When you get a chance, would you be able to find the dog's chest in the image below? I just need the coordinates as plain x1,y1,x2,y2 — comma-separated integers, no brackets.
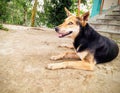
73,37,88,52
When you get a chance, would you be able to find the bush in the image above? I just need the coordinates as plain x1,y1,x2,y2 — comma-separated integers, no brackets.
0,24,8,31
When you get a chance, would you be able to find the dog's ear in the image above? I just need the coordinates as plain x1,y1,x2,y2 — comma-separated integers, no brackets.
82,11,89,21
64,7,72,16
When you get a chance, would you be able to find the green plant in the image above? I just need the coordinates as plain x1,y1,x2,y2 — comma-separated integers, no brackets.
0,24,8,31
40,0,88,28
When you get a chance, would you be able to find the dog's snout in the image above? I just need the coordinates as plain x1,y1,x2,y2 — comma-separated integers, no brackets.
55,27,59,32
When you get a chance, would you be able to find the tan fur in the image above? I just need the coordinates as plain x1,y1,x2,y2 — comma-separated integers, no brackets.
47,61,95,71
57,15,80,39
81,11,90,27
50,51,79,60
48,50,96,70
64,7,73,16
56,11,89,39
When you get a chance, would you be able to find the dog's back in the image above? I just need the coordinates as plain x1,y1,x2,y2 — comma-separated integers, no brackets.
74,23,119,64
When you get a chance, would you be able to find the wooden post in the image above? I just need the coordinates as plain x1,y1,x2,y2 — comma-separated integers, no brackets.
100,0,104,14
31,0,38,27
118,0,120,4
77,0,81,16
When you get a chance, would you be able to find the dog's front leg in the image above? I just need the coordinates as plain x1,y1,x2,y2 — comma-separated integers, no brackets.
58,44,74,49
50,51,79,60
47,61,95,71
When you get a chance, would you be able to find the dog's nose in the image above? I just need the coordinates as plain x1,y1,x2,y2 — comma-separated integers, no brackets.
55,27,59,32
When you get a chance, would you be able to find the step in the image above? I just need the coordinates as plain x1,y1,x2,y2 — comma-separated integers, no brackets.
112,10,120,12
112,10,120,15
113,5,120,11
96,29,120,42
96,29,120,34
97,18,120,24
105,14,120,19
106,14,120,16
90,22,120,31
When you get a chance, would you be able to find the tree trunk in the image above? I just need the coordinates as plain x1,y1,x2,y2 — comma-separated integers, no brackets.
77,0,81,16
31,0,38,27
23,8,27,25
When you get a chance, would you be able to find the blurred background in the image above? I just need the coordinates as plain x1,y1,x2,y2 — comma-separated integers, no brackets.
0,0,92,28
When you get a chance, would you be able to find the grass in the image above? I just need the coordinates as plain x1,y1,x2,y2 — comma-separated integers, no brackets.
0,24,8,31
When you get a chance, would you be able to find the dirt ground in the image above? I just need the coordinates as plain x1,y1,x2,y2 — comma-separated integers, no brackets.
0,24,120,93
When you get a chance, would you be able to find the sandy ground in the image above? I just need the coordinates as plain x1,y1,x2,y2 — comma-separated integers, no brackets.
0,24,120,93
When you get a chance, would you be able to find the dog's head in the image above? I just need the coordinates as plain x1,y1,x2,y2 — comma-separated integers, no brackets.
55,7,89,39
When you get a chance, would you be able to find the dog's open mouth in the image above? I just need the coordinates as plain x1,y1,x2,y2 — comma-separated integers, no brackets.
57,31,73,38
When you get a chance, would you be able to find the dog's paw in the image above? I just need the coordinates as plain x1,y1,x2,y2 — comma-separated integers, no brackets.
46,63,59,70
50,56,61,60
46,63,66,70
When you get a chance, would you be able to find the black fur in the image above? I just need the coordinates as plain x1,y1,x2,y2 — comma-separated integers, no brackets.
73,23,119,64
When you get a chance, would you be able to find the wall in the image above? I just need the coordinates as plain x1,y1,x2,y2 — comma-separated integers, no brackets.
103,0,118,10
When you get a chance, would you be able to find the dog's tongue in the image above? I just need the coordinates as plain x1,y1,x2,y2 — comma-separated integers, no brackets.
58,33,63,37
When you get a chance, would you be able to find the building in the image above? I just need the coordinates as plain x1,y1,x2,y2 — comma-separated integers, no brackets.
91,0,120,17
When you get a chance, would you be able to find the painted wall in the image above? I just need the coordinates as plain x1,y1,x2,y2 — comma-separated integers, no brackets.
91,0,102,17
103,0,118,10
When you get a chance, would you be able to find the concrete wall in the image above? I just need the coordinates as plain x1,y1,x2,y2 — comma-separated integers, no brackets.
103,0,118,10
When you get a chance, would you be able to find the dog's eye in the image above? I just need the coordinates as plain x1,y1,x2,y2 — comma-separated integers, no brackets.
68,22,73,25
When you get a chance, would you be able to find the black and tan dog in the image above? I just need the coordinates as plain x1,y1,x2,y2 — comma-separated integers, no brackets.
47,8,119,71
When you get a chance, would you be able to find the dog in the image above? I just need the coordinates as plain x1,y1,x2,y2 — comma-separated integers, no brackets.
47,8,119,71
